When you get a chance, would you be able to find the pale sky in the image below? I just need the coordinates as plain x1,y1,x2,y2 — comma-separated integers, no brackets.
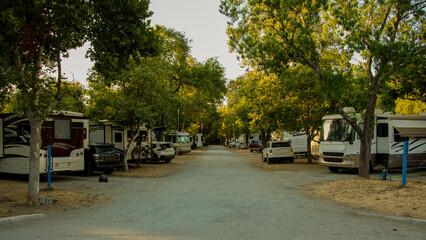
61,0,245,85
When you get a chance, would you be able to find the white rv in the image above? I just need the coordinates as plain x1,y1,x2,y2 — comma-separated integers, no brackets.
283,132,308,155
0,111,89,174
89,121,149,160
319,110,426,172
165,131,191,154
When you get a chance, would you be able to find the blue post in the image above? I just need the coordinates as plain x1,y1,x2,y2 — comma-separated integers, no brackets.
47,145,51,188
402,141,408,186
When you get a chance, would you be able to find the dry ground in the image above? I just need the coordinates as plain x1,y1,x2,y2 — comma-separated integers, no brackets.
0,153,192,219
1,147,425,220
241,148,426,220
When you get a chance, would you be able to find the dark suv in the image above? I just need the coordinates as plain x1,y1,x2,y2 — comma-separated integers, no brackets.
84,143,121,175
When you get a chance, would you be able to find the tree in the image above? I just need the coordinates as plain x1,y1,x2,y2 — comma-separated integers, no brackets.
154,26,227,139
220,0,425,178
88,0,158,82
0,0,90,205
280,66,331,163
87,55,170,171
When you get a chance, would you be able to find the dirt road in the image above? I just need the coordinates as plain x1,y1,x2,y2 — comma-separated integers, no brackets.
0,146,425,239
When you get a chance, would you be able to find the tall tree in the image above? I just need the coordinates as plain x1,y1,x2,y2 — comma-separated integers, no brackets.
0,0,90,205
87,55,170,171
88,0,158,83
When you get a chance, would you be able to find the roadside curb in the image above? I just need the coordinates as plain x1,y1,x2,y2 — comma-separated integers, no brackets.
359,211,426,224
0,214,45,224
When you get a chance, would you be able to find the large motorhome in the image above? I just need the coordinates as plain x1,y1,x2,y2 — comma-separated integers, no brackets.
89,121,149,160
319,109,426,172
0,111,89,174
165,131,191,154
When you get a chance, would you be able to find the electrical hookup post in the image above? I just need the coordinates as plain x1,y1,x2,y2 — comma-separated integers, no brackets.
402,141,408,186
47,145,52,188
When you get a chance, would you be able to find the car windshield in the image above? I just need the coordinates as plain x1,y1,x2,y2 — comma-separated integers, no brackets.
96,146,115,154
321,119,355,142
160,143,173,149
272,142,291,148
251,140,259,144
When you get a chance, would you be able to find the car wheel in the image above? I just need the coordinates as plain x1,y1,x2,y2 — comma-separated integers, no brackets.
149,154,159,164
250,149,253,153
165,158,172,163
329,167,340,173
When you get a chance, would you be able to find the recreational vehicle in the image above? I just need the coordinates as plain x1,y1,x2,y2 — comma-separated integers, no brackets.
319,109,426,172
282,131,320,158
0,111,89,174
283,132,308,155
89,121,149,160
165,131,191,154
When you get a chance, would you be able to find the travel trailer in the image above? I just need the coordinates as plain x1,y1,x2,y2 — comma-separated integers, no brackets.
283,132,308,155
319,109,426,172
282,132,320,158
165,131,191,154
0,111,89,174
89,121,149,160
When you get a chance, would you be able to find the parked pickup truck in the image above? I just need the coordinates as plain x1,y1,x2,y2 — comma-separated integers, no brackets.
249,139,262,152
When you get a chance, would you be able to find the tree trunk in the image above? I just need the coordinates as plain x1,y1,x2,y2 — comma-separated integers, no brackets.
306,133,313,164
358,126,373,178
26,112,43,206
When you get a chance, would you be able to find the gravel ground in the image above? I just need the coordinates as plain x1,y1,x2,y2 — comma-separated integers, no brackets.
0,145,425,239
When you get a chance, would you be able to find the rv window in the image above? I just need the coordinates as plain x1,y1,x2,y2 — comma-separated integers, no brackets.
83,128,87,139
54,118,71,140
115,133,123,142
377,123,388,137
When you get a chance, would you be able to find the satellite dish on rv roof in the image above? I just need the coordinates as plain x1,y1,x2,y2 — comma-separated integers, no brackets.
375,109,383,114
343,107,355,113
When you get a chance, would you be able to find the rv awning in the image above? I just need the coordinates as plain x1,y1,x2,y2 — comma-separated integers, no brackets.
394,127,426,138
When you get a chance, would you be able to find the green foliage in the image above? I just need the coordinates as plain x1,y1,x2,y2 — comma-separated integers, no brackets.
395,98,426,115
87,55,170,128
88,0,158,83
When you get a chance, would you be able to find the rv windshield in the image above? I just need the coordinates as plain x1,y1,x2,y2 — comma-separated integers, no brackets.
178,135,189,143
321,119,355,142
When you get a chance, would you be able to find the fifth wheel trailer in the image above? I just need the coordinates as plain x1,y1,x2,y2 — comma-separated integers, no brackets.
0,111,89,174
319,109,426,172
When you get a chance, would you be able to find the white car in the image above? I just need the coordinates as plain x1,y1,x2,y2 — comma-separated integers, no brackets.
262,141,294,164
150,141,175,163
